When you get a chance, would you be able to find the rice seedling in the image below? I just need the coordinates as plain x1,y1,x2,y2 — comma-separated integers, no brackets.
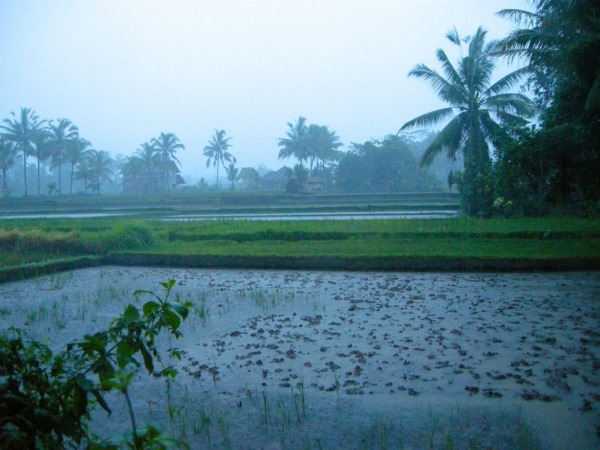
216,412,232,450
260,389,271,429
50,299,67,330
192,409,212,445
194,300,211,325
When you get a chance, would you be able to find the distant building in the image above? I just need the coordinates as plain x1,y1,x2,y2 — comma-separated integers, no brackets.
305,176,324,192
259,166,291,191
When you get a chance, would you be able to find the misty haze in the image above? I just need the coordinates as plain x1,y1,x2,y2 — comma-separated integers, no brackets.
0,1,598,449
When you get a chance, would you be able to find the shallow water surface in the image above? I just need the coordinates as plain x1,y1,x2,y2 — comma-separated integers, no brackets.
164,210,458,221
1,268,598,449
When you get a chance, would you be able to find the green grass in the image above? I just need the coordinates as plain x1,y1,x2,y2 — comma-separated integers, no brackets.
1,216,599,279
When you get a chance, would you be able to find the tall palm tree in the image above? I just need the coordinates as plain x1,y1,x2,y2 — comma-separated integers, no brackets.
225,162,240,190
204,129,235,188
48,119,79,195
0,137,18,196
73,157,93,194
151,132,184,191
30,128,51,196
135,142,160,175
307,124,343,173
399,27,535,215
497,0,600,112
278,117,311,167
1,108,44,196
65,137,91,195
86,149,113,195
120,155,145,180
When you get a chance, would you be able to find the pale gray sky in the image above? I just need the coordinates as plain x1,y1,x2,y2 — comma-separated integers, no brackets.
1,0,528,181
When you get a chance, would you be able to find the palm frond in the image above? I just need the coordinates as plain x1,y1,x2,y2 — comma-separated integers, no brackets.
419,115,465,167
496,9,541,27
486,93,536,117
408,64,464,103
486,66,530,95
400,107,455,131
492,110,532,128
435,49,465,92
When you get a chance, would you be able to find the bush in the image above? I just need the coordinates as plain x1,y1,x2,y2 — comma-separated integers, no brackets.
0,280,191,449
100,222,156,253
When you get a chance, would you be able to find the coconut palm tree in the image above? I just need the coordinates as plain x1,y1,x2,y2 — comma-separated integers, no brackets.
30,128,51,196
1,108,44,196
496,0,600,112
73,157,93,194
48,118,79,195
307,124,343,173
86,149,113,194
225,162,240,190
278,117,311,167
65,137,92,195
204,129,235,188
151,132,184,191
120,155,145,180
0,137,18,196
135,142,160,175
399,27,535,215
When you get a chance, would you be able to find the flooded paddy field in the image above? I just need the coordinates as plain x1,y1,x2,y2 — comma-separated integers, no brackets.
0,268,598,449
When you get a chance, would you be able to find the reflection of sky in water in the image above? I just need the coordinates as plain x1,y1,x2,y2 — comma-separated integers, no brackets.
164,211,459,221
0,213,129,219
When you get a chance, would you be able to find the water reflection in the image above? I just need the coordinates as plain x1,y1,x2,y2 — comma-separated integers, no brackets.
164,210,459,221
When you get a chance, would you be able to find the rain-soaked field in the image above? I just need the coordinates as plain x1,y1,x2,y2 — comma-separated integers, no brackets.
1,267,598,449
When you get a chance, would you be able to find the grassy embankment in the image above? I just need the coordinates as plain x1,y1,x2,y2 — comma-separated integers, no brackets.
1,216,599,282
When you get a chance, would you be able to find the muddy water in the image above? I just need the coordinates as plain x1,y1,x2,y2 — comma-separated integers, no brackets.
1,268,598,449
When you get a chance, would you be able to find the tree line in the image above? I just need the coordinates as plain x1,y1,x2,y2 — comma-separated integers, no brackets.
0,111,114,196
399,0,599,216
2,0,596,215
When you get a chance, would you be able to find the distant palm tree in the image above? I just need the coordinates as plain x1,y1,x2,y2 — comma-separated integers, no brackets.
278,117,311,167
120,155,145,180
204,129,235,188
307,124,343,173
225,162,240,190
0,137,18,196
399,27,535,215
65,137,91,195
48,118,79,195
151,132,184,191
30,129,51,196
73,158,93,194
135,142,160,175
1,108,44,196
86,150,113,194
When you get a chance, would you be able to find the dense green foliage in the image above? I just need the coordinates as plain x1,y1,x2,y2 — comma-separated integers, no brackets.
493,0,600,214
0,280,191,449
400,27,535,217
336,135,443,193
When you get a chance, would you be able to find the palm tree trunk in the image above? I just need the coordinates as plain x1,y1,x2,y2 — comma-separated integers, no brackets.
58,163,62,194
23,148,28,197
37,159,41,196
2,168,7,196
70,162,74,195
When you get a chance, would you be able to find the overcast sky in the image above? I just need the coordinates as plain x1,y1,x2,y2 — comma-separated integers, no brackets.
1,0,529,181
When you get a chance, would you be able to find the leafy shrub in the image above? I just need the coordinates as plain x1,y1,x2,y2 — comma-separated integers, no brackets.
0,280,191,449
0,229,94,255
100,222,156,252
